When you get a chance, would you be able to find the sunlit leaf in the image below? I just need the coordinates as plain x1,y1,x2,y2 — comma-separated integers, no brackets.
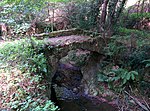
131,74,135,80
126,73,130,80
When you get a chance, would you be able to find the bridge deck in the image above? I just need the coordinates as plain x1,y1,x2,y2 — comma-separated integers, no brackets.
45,35,91,47
44,35,107,58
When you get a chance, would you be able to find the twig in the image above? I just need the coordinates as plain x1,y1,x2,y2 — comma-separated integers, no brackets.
143,97,150,110
124,91,149,111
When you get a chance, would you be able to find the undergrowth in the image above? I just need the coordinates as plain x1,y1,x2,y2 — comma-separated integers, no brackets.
0,38,59,111
98,39,150,95
0,38,47,74
97,38,150,111
115,27,150,38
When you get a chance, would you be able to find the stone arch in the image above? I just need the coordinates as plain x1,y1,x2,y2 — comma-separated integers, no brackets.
44,35,108,98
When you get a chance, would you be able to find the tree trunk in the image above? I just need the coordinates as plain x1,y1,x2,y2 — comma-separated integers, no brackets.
115,0,127,23
100,0,109,32
106,0,118,36
96,0,104,31
107,0,118,25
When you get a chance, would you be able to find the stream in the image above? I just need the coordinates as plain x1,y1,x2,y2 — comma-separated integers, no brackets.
51,63,118,111
57,96,117,111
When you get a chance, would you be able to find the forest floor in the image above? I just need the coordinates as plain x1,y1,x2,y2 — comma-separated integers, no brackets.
0,68,52,110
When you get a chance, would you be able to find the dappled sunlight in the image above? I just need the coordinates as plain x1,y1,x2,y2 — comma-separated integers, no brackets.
0,68,57,110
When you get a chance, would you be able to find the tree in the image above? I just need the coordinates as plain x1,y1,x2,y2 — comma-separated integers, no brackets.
96,0,127,34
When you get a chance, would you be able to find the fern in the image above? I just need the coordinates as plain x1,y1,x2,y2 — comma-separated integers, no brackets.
142,59,150,68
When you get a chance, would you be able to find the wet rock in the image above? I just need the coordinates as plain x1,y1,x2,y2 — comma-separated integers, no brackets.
53,85,79,100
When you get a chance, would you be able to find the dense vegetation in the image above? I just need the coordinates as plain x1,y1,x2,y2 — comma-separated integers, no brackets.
0,0,150,111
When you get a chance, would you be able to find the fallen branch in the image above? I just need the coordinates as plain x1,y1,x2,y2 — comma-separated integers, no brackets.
124,91,150,111
143,97,150,110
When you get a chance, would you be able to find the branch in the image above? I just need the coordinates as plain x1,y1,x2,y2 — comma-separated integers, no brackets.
124,91,150,111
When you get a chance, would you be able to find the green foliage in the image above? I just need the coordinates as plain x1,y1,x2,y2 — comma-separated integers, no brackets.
0,0,71,6
104,37,149,76
33,100,59,111
140,81,150,97
0,70,58,111
110,69,138,84
104,40,126,64
128,12,150,20
10,97,58,111
0,1,43,23
99,37,150,94
13,23,31,35
98,68,139,92
105,41,125,56
69,0,99,30
119,12,150,29
115,27,150,38
122,45,150,69
142,59,150,68
0,39,59,110
0,38,47,74
0,0,69,29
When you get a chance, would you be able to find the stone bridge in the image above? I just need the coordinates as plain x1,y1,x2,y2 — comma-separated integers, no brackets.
43,30,109,98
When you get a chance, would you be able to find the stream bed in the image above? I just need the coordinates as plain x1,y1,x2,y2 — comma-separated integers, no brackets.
57,96,117,111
